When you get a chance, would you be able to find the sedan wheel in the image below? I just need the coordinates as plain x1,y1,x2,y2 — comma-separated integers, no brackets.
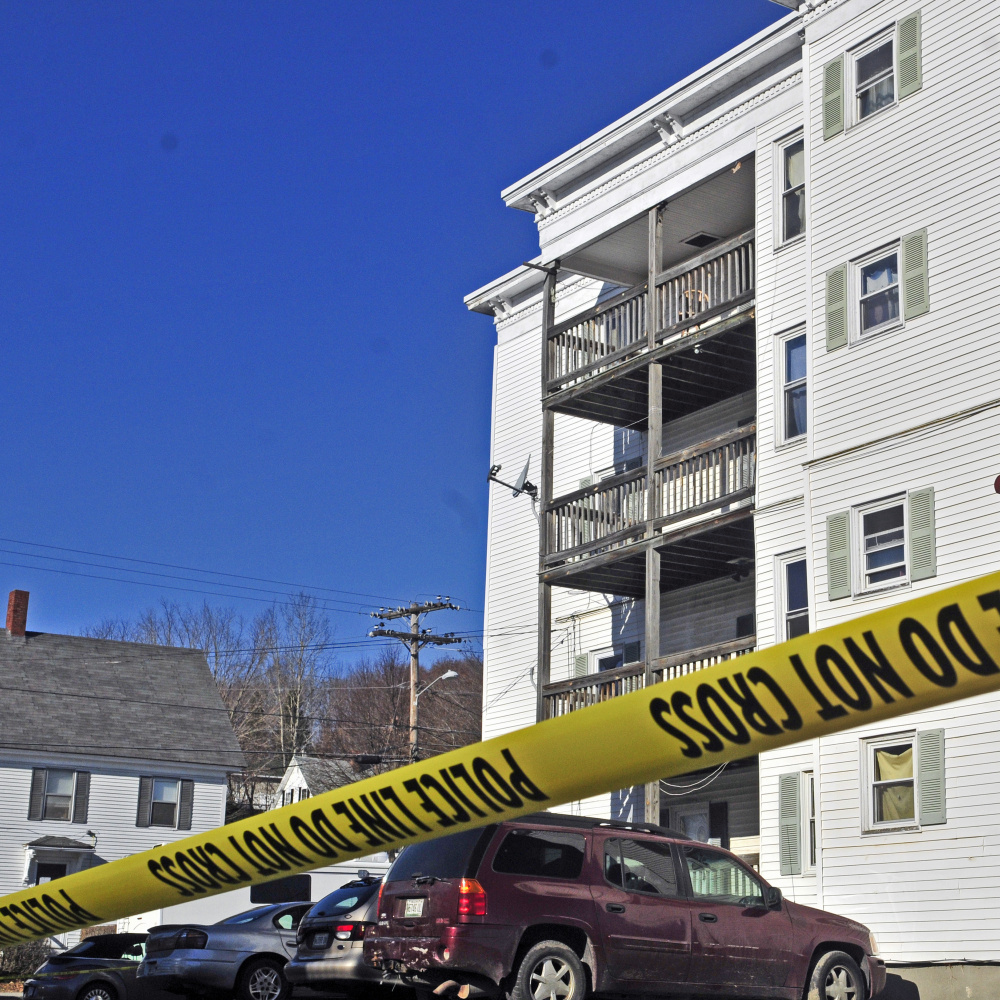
78,987,116,1000
529,957,575,1000
237,959,289,1000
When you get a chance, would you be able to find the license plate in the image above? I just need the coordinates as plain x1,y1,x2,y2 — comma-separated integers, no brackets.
403,898,425,918
311,933,330,949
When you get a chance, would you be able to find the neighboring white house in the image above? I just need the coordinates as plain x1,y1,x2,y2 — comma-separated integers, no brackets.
0,589,244,944
466,0,1000,986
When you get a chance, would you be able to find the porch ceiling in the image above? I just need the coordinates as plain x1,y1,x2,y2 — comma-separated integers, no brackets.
560,159,756,287
548,320,756,427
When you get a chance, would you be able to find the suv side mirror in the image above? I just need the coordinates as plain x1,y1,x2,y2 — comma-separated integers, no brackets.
765,886,783,910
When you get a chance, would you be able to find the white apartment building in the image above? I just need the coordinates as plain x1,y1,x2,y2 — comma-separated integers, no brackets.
466,0,1000,978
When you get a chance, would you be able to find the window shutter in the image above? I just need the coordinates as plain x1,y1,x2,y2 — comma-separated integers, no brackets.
178,780,195,831
825,265,848,351
28,768,47,821
826,511,852,599
897,11,923,98
917,728,946,825
574,654,589,677
822,57,844,140
72,771,91,824
136,776,153,828
624,641,641,665
908,487,936,580
901,229,929,319
778,773,802,876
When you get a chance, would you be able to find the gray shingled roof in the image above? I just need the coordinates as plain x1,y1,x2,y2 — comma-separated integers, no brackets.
295,755,364,792
27,837,95,850
0,631,244,769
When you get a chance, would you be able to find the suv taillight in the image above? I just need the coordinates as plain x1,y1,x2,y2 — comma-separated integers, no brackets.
377,881,385,917
456,878,487,920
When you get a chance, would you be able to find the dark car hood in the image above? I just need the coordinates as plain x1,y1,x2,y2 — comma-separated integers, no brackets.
784,898,871,939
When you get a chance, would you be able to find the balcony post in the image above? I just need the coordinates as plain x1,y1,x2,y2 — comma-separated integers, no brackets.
647,204,663,347
644,358,663,825
537,266,557,722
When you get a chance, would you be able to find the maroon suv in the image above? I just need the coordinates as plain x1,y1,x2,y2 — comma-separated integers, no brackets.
365,813,884,1000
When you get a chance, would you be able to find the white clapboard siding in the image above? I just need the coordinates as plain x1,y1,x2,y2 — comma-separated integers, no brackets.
0,757,228,902
808,0,1000,459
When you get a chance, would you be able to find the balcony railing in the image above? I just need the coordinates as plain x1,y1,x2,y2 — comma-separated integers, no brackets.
541,637,755,719
545,230,754,391
545,428,755,561
545,468,647,560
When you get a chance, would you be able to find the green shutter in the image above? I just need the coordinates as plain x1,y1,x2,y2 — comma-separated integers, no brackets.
178,779,195,831
827,511,852,599
897,11,923,98
902,229,929,319
822,57,845,140
574,654,589,677
917,728,945,825
825,265,848,351
778,773,802,876
908,487,936,580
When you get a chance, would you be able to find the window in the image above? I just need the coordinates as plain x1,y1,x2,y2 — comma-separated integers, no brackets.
857,497,907,591
604,838,680,897
35,862,68,884
857,247,901,337
681,845,764,906
804,771,817,869
594,648,622,672
862,730,946,832
43,770,75,821
151,779,180,827
779,330,807,441
853,32,895,121
779,134,805,242
780,554,809,639
492,829,585,879
137,776,194,830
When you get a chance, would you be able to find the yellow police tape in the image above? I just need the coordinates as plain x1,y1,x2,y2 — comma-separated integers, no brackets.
4,571,1000,945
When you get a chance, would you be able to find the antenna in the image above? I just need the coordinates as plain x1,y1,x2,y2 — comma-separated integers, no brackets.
488,459,538,500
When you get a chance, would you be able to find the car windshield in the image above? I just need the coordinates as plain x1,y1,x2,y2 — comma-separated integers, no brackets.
218,906,274,925
309,884,379,917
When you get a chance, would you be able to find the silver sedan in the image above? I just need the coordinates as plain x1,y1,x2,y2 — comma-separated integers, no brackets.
137,902,312,1000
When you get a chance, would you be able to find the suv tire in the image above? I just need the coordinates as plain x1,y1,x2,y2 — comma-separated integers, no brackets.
806,949,864,1000
509,940,586,1000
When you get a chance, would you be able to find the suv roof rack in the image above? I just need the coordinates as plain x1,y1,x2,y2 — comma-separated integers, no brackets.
516,811,690,840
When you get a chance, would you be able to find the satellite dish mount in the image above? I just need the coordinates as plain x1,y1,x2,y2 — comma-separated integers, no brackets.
488,458,538,500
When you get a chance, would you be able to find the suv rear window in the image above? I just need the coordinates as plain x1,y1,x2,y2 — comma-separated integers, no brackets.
492,829,585,879
309,884,379,918
388,827,494,881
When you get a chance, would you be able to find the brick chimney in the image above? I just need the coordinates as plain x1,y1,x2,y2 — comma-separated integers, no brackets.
6,590,29,636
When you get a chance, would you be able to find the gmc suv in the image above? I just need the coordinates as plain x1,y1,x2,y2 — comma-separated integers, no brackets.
365,813,884,1000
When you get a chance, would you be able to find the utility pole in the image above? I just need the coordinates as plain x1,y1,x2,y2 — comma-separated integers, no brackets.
369,598,461,762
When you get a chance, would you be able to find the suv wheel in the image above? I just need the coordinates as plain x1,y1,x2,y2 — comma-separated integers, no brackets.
511,941,586,1000
237,958,289,1000
806,950,863,1000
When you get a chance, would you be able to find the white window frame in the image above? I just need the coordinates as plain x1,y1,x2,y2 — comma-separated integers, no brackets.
851,243,903,343
848,27,897,128
592,647,623,672
853,494,909,595
150,778,181,829
861,731,918,834
776,550,809,640
43,769,77,823
775,327,807,446
803,771,817,871
774,131,805,248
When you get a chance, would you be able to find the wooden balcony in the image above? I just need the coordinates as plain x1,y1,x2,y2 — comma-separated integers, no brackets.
544,426,756,567
541,637,756,719
545,230,754,399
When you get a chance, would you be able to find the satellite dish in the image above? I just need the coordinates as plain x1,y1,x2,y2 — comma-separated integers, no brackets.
512,458,531,497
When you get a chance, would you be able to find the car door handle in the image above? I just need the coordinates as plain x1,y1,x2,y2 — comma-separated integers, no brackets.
606,903,626,913
698,912,718,923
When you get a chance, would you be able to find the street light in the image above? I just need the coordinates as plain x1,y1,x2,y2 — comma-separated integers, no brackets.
411,669,459,762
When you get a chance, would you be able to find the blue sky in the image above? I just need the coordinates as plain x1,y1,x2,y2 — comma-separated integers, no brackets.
0,1,784,661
